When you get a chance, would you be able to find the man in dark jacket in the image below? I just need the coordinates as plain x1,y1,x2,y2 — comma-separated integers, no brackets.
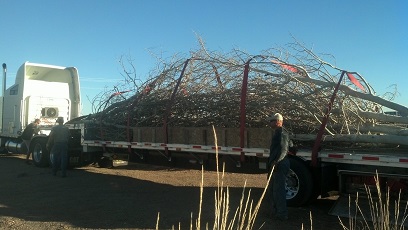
21,119,41,164
267,113,290,221
47,117,71,177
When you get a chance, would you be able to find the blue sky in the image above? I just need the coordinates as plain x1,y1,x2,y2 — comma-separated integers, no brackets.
1,0,407,115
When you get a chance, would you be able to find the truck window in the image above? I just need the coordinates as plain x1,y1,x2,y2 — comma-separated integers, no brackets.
9,85,18,95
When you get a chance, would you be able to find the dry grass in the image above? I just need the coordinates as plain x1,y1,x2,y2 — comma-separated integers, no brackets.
155,163,408,230
339,173,408,230
153,129,408,230
153,126,273,230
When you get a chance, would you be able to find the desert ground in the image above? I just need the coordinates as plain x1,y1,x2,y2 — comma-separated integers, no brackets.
0,153,344,230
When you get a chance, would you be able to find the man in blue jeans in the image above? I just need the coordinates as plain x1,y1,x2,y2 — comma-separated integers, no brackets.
267,113,290,221
47,117,71,177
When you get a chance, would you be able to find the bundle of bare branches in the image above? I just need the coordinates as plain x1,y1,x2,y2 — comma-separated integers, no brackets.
74,40,408,149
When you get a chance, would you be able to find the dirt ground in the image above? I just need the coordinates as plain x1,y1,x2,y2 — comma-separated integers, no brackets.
0,154,345,230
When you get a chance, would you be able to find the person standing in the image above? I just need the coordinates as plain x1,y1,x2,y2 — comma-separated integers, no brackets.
46,117,71,177
21,119,41,164
267,113,290,221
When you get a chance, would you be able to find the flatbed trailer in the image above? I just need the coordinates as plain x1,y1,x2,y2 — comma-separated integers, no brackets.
64,64,408,208
4,60,408,211
61,122,408,208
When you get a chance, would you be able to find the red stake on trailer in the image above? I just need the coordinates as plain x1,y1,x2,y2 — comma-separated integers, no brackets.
311,71,346,167
163,59,192,158
239,56,266,162
239,59,251,162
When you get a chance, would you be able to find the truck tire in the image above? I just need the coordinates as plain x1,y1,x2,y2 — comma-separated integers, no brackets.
286,157,313,207
98,157,113,168
32,138,50,167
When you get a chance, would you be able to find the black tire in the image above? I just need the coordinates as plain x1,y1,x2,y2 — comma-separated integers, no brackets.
286,157,314,207
32,138,50,167
98,157,113,168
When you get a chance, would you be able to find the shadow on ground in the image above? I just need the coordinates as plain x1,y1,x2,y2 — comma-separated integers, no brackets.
0,154,342,230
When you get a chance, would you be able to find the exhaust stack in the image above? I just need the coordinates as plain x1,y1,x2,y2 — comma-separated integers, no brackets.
1,63,6,134
2,63,5,96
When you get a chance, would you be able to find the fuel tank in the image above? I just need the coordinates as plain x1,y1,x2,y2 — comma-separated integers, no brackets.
5,139,27,154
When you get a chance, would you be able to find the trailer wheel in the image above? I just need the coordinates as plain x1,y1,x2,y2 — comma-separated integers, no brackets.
32,139,50,167
286,157,313,207
98,157,113,168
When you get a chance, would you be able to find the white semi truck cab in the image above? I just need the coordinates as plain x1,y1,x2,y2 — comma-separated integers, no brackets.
0,62,81,165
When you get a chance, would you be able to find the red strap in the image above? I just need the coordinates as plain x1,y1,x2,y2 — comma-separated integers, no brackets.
347,73,365,92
